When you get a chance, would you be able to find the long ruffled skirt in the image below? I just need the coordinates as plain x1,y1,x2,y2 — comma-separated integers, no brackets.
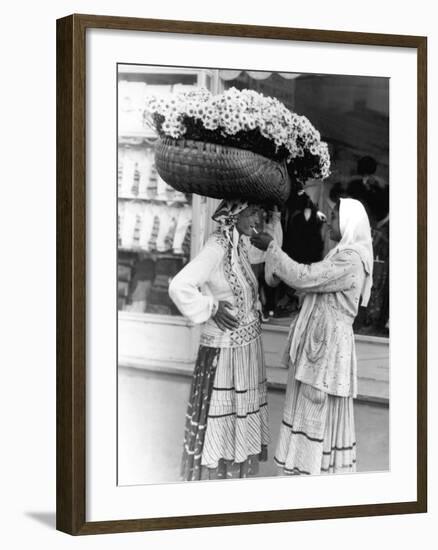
181,337,270,481
275,361,356,476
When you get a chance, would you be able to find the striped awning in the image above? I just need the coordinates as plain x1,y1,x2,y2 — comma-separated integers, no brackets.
218,70,302,81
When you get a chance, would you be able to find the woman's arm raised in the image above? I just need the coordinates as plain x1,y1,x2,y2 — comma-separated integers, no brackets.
265,240,362,293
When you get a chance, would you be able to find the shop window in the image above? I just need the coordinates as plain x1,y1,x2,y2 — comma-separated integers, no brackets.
117,66,210,316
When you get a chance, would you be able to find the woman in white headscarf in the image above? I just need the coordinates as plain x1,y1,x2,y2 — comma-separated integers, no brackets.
251,198,373,475
169,199,281,481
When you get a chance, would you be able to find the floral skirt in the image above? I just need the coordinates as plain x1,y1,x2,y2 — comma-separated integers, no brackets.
275,361,356,476
181,338,270,481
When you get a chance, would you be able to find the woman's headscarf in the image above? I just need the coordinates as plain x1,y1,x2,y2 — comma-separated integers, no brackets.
212,199,249,227
326,198,374,306
212,199,249,249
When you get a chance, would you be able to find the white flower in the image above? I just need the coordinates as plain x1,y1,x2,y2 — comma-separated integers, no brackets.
143,86,330,179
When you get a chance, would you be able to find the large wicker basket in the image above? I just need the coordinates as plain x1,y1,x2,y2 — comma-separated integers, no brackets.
154,138,291,205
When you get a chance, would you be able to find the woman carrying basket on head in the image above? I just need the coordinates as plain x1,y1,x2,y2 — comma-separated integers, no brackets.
251,198,373,475
169,199,281,481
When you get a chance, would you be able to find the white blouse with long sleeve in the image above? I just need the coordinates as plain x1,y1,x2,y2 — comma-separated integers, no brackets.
169,214,282,349
265,240,366,397
168,231,261,348
169,236,224,325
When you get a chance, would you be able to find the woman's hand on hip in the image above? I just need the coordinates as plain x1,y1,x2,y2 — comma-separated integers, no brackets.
250,231,273,251
213,301,239,331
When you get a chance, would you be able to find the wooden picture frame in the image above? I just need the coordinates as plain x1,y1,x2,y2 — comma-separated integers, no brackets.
56,13,427,535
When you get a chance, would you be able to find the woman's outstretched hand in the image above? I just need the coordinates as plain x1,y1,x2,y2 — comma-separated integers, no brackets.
213,301,239,331
250,231,273,251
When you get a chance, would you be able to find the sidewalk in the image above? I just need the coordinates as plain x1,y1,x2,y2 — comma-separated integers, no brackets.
118,366,389,486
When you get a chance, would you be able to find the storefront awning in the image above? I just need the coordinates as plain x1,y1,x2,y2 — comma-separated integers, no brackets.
218,70,302,81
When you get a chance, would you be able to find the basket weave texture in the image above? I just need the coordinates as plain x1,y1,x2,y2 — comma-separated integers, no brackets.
155,138,291,205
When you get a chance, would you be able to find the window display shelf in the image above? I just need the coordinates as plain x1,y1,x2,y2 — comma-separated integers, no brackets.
118,310,196,327
118,248,188,259
118,131,158,142
118,195,189,204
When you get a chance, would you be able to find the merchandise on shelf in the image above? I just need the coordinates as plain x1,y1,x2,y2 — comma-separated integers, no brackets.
118,201,192,254
172,204,192,254
118,144,189,202
117,74,203,316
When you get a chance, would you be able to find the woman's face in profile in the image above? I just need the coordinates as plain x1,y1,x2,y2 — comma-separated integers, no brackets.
235,205,261,237
329,205,342,242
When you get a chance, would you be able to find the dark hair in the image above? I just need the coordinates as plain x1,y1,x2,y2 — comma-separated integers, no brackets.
329,181,344,203
357,156,377,176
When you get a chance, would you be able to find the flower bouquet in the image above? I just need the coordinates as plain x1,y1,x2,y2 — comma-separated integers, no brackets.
144,87,330,204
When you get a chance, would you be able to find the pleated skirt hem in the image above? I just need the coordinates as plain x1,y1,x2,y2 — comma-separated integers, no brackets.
185,445,268,481
274,366,357,476
182,339,270,482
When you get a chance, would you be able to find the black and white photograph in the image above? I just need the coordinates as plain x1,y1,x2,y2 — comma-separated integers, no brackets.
116,64,390,485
